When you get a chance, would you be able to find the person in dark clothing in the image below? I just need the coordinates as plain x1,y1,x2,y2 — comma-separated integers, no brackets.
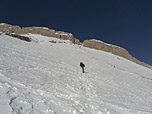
80,62,85,73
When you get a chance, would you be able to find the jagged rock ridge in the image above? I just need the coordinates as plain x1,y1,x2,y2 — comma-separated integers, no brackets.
83,39,152,69
0,23,151,69
0,23,80,45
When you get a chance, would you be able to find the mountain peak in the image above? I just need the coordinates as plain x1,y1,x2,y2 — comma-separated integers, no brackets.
0,23,80,45
0,23,151,69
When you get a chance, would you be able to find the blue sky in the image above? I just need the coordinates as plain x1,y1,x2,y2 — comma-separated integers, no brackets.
1,0,152,65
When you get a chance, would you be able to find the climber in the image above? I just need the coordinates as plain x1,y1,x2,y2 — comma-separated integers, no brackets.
80,62,85,73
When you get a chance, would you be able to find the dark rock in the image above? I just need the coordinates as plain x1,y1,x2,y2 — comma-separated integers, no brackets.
6,34,31,42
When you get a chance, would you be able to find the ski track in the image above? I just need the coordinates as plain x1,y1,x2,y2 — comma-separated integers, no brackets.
0,34,152,114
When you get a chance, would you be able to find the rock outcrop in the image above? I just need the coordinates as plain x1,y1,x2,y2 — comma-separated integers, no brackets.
0,23,151,69
0,23,80,45
83,39,152,69
22,27,56,37
0,23,22,34
6,33,31,42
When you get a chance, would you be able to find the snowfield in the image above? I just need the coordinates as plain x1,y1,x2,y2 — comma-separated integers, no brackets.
0,33,152,114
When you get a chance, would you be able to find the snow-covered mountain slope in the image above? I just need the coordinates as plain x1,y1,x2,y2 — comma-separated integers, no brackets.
0,33,152,114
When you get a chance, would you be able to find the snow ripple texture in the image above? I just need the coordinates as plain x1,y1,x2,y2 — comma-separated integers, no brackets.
0,33,152,114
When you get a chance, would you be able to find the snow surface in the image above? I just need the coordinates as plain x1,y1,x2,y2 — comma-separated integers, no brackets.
0,33,152,114
89,39,123,49
32,27,49,30
0,23,6,25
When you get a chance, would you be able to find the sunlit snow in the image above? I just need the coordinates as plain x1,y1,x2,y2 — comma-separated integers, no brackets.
0,33,152,114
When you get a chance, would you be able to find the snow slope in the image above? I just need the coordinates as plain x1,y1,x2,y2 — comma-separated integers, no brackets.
0,33,152,114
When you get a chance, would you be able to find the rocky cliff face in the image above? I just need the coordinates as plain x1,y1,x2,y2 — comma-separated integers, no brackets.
0,23,22,34
83,39,152,69
0,23,80,45
83,39,130,58
0,23,151,69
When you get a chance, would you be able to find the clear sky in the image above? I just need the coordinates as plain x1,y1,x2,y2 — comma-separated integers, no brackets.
1,0,152,65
